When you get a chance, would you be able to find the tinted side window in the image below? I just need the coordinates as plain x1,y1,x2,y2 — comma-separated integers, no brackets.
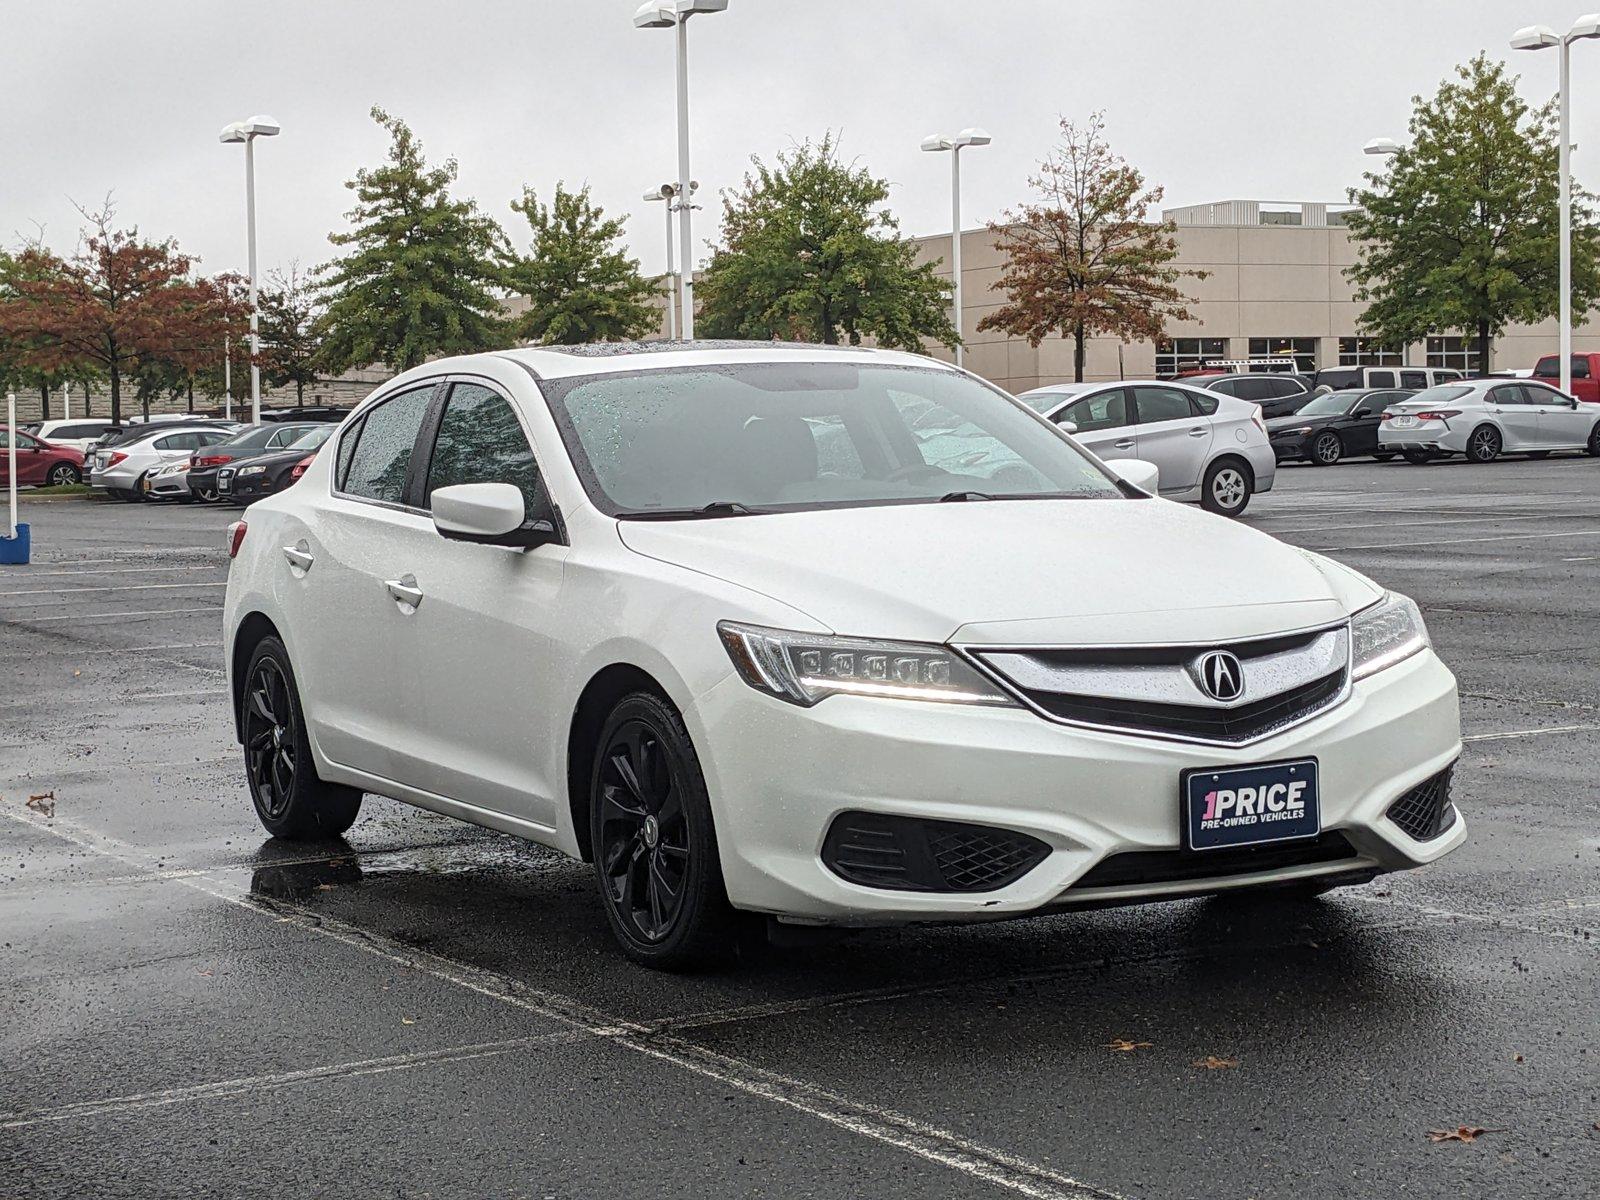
1232,378,1275,402
155,433,199,451
1061,390,1129,433
424,383,543,515
1131,387,1196,424
1369,370,1398,388
1489,385,1527,406
341,387,435,505
1573,358,1592,380
1524,383,1571,405
1398,371,1427,389
1208,379,1243,398
1190,391,1219,415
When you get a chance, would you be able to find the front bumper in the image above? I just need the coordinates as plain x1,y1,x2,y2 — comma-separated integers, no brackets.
146,471,191,497
1270,434,1309,462
223,470,280,502
689,648,1462,924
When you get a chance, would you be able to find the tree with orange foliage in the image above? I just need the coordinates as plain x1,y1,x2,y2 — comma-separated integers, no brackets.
980,114,1202,382
0,207,247,422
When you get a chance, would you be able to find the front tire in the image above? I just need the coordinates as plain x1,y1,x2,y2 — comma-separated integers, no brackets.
1310,431,1343,466
241,637,362,839
1201,459,1253,517
1466,424,1502,463
589,691,745,969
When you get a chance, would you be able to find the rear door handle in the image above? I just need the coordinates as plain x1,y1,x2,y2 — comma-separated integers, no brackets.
282,541,313,573
1113,438,1136,450
385,573,423,611
1187,427,1209,437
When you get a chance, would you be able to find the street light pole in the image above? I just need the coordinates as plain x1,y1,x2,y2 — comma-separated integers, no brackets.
922,129,992,369
644,186,678,339
224,336,233,420
1513,17,1600,396
220,115,280,423
635,1,728,343
1363,137,1411,366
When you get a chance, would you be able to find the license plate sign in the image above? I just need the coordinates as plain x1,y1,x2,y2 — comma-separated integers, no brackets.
1392,415,1416,427
218,474,232,493
1184,759,1319,851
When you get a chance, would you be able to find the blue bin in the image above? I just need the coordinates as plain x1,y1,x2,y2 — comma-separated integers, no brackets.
0,522,31,565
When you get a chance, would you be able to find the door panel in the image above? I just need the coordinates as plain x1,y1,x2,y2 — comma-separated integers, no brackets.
1129,386,1211,492
1488,385,1540,449
1527,386,1591,447
1056,389,1137,463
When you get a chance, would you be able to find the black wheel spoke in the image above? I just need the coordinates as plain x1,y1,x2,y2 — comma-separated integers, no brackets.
596,715,695,948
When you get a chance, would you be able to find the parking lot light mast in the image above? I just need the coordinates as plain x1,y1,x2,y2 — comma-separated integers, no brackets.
921,129,992,369
219,115,281,423
1362,137,1410,366
1513,17,1600,397
635,0,727,342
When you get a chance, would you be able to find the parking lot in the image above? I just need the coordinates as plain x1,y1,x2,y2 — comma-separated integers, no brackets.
2,458,1597,1200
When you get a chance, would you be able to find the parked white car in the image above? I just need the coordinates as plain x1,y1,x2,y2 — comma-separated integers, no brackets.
224,344,1463,968
145,457,195,501
1378,379,1600,463
27,419,119,453
1017,380,1276,516
89,425,233,501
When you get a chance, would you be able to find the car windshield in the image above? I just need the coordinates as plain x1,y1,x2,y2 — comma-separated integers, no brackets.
286,426,333,452
217,425,280,449
1401,385,1475,407
1295,393,1359,417
540,362,1125,517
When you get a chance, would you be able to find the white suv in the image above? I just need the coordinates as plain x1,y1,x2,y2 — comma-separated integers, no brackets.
224,344,1463,967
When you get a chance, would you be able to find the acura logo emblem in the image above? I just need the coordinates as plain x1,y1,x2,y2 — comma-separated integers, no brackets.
1195,650,1245,702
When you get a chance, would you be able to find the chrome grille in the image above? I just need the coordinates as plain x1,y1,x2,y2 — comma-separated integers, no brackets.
968,626,1350,744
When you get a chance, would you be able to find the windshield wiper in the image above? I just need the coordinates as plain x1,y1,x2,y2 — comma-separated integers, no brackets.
938,490,999,502
620,500,770,520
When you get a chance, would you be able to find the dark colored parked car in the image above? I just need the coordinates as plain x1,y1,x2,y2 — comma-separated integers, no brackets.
260,406,350,423
1193,372,1314,418
0,426,86,488
217,426,333,503
1265,388,1416,465
188,422,326,501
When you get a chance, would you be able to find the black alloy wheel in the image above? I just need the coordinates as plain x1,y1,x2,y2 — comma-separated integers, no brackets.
243,655,298,823
1467,425,1502,463
590,692,744,967
1311,431,1343,466
240,637,361,839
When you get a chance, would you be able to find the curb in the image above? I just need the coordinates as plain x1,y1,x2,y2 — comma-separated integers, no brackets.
18,492,110,503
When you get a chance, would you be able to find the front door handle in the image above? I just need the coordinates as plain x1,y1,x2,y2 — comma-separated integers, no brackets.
282,541,313,573
1187,427,1209,437
385,573,423,612
1113,438,1136,450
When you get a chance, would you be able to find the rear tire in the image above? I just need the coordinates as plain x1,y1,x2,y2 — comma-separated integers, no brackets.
1310,431,1343,466
589,691,747,969
1200,459,1253,518
1466,424,1502,463
241,637,362,840
46,463,81,486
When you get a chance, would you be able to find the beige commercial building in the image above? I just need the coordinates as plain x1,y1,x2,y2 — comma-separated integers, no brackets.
913,199,1600,394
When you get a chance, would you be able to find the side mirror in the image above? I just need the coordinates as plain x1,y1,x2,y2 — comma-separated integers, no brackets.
1353,409,1372,418
1057,419,1080,434
432,482,564,549
1105,458,1160,494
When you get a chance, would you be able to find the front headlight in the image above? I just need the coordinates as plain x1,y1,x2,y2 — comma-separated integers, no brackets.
1350,592,1430,680
238,465,266,476
717,622,1016,707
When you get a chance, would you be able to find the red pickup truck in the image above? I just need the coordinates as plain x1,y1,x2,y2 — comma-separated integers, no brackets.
1532,353,1600,403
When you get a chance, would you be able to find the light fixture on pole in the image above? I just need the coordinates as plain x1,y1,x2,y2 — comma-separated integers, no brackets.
219,114,280,423
644,182,699,340
634,0,728,341
921,128,992,368
1363,137,1403,157
1513,16,1600,395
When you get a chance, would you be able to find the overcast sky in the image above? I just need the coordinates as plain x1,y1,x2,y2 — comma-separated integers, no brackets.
3,0,1593,283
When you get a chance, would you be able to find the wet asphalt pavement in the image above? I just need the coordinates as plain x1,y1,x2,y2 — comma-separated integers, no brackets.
1,457,1597,1200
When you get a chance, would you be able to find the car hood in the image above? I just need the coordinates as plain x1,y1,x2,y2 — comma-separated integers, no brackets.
1265,413,1335,433
617,499,1382,645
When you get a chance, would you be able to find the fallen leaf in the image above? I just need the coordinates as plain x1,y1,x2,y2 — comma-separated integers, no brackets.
72,669,81,678
25,791,55,818
1105,1039,1153,1052
195,968,213,977
1193,1056,1240,1070
401,1017,415,1026
1426,1126,1504,1144
1514,1054,1524,1064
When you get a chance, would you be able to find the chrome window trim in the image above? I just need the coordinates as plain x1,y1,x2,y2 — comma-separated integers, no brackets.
951,620,1354,747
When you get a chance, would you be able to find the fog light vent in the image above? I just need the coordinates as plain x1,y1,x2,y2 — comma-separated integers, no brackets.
1384,764,1458,842
821,812,1049,893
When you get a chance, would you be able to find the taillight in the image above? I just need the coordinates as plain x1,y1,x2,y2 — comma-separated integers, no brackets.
1413,410,1461,421
1250,407,1267,435
107,451,128,468
227,520,248,559
288,454,315,482
193,453,231,468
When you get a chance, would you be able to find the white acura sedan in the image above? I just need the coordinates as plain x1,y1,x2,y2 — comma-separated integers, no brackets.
224,343,1464,967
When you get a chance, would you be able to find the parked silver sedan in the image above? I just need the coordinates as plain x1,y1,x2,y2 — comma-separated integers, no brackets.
88,425,235,502
1017,380,1276,516
1378,379,1600,463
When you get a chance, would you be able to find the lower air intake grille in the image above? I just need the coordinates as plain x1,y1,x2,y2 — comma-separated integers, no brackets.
1069,831,1359,891
1385,764,1458,841
821,812,1050,893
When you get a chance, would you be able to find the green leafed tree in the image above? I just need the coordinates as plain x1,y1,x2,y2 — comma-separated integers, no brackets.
697,135,956,350
504,183,660,344
1344,53,1600,371
258,264,323,402
315,107,511,374
979,113,1200,383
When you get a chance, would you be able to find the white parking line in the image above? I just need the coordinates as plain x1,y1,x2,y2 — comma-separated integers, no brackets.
14,606,223,624
0,1033,582,1130
0,582,228,598
1312,529,1600,553
4,565,224,578
1463,723,1600,743
0,808,1120,1200
0,688,226,709
1268,510,1600,536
